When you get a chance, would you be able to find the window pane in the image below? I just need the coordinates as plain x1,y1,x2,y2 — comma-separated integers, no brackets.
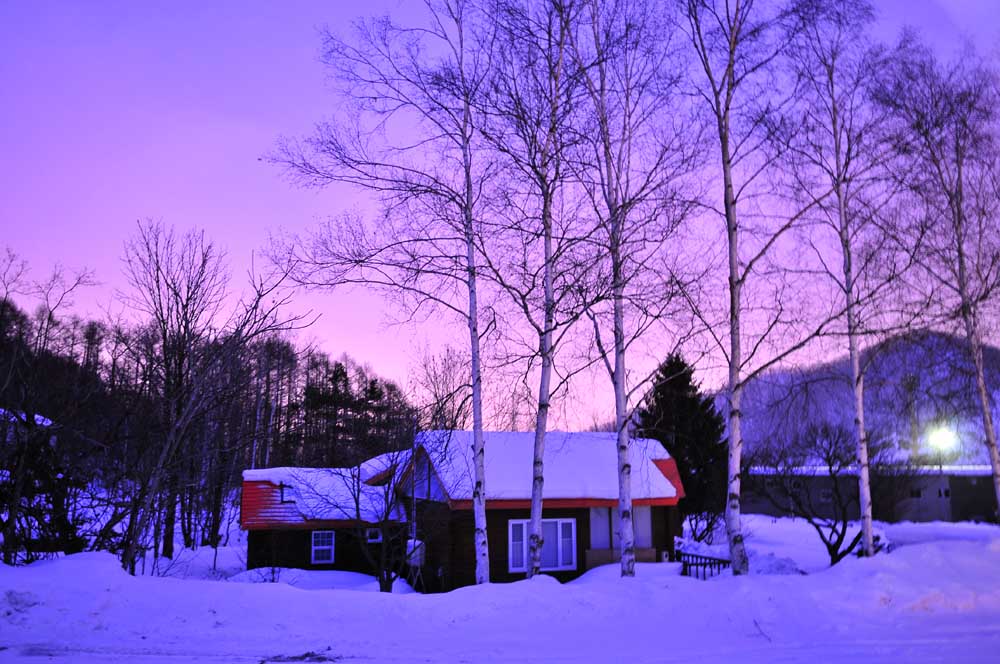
541,521,559,568
561,522,573,566
313,531,333,546
510,522,525,569
511,543,524,570
313,548,332,562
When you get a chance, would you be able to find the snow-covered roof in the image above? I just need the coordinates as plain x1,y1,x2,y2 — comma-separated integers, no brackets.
242,465,404,524
415,430,679,502
748,464,995,477
359,450,411,484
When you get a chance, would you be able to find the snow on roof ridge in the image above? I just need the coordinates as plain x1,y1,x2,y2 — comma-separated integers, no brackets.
749,464,995,476
413,429,677,501
242,464,401,523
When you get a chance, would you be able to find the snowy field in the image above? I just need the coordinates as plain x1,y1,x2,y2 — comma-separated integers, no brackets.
2,516,1000,663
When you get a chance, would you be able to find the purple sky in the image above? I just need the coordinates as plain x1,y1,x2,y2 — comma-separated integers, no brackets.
1,0,998,405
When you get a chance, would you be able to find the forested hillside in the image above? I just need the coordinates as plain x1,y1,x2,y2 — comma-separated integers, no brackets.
736,331,1000,464
0,234,415,570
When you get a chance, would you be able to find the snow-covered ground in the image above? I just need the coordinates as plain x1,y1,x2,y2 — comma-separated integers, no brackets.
2,515,1000,663
229,567,415,593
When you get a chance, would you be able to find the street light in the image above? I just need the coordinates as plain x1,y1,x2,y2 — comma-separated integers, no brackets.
927,425,958,454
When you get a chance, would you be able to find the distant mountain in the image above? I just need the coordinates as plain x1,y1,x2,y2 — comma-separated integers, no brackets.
730,331,1000,465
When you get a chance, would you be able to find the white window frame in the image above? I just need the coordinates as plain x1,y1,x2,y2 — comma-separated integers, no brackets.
311,530,335,565
365,527,383,543
507,518,577,573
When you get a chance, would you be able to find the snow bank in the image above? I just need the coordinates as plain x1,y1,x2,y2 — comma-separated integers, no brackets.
228,567,415,593
3,521,1000,662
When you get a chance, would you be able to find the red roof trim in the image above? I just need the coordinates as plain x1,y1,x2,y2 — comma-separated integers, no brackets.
240,479,397,530
653,458,686,500
243,519,371,531
447,497,679,510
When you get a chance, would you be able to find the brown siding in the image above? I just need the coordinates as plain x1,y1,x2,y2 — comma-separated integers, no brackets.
246,527,399,574
446,510,476,589
246,502,684,590
446,507,592,588
652,505,680,561
411,500,454,593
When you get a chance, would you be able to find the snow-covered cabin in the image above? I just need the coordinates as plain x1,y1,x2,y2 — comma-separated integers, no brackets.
240,431,685,590
241,452,408,574
411,430,685,588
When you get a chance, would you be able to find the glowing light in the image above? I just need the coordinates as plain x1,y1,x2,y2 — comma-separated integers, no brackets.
927,426,959,453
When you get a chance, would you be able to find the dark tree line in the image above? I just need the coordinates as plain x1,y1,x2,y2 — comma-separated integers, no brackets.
0,224,416,572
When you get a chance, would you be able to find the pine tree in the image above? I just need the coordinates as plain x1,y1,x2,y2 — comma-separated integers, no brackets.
637,354,727,542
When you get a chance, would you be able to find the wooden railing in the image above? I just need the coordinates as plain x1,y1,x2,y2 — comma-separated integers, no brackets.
679,552,731,580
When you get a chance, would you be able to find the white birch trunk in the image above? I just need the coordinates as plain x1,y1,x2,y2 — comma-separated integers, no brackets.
966,319,1000,519
461,73,490,584
946,139,1000,519
955,212,1000,520
721,120,749,575
833,106,875,556
467,242,489,585
847,322,873,554
574,0,636,576
613,243,635,577
840,213,873,556
528,199,555,578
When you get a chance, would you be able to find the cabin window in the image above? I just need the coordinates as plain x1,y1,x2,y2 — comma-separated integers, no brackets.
507,518,576,573
311,530,335,564
365,527,383,543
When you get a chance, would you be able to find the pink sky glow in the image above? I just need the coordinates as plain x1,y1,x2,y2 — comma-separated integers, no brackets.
2,0,998,424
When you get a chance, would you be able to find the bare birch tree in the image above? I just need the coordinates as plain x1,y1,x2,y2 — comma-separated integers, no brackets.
681,0,844,573
476,0,603,577
778,0,917,556
570,0,698,577
272,0,495,583
877,41,1000,520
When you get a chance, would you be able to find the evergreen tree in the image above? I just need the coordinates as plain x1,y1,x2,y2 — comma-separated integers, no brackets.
637,354,727,542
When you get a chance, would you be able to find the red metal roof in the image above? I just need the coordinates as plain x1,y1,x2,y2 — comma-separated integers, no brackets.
653,458,686,500
240,480,304,529
241,479,393,530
